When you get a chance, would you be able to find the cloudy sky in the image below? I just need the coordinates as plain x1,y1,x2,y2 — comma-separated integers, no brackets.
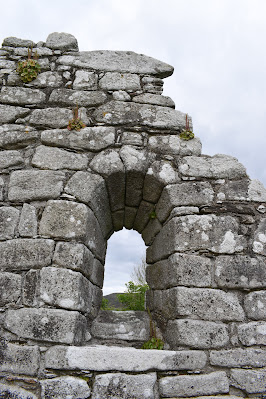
1,0,265,294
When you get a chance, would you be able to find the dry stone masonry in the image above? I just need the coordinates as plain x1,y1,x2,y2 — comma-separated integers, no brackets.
0,32,265,398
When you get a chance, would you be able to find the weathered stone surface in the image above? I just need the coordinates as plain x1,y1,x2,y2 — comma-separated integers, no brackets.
253,218,266,255
41,376,91,399
159,371,229,397
0,59,16,70
113,90,131,101
142,218,162,245
99,72,141,91
0,150,23,169
58,50,174,77
151,287,244,321
49,88,107,106
2,36,35,47
231,368,266,393
121,131,145,146
244,291,266,320
5,308,86,344
179,154,247,179
32,145,88,170
28,71,63,88
94,100,189,130
25,107,73,128
0,342,40,375
41,126,115,151
0,177,4,201
238,321,266,345
0,206,19,239
46,32,78,51
8,170,65,201
0,86,45,105
156,182,214,222
18,203,38,237
91,310,150,341
146,253,211,290
45,345,207,371
91,372,158,399
0,272,21,305
23,269,40,306
0,383,38,399
40,266,100,315
0,104,30,123
73,70,98,90
64,171,113,238
133,200,155,232
168,206,200,219
148,135,201,156
0,238,54,271
215,255,266,288
124,206,137,229
248,178,266,201
0,124,39,149
147,215,246,263
210,348,266,367
133,93,175,108
166,319,229,349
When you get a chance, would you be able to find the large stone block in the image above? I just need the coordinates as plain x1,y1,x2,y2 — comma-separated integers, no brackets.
23,269,40,306
0,86,45,105
142,218,162,246
73,70,98,90
179,154,247,179
32,145,88,170
133,93,175,107
238,321,266,346
0,149,23,169
133,200,155,233
41,376,91,399
46,32,78,51
5,308,86,344
166,319,229,349
49,88,107,106
210,348,266,367
27,71,63,88
99,72,141,91
244,291,266,320
148,134,201,156
91,372,158,399
215,255,266,288
146,253,211,290
248,178,266,201
231,369,266,393
0,104,30,123
0,238,54,271
147,215,246,263
0,206,20,240
25,107,73,128
253,218,266,256
18,203,38,237
45,345,207,371
0,272,21,306
0,383,38,399
0,342,40,376
8,170,65,201
159,371,229,398
0,124,39,149
41,126,115,151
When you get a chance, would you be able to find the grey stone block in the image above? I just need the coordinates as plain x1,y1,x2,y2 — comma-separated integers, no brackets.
8,170,65,201
0,383,38,399
0,177,4,201
156,182,214,222
99,72,141,91
49,88,107,106
41,376,91,399
45,345,207,371
0,104,30,123
91,310,150,341
0,124,39,149
133,200,155,232
210,348,266,367
0,86,45,105
18,203,38,237
133,93,175,108
238,321,266,345
27,71,63,88
231,368,266,393
0,342,40,376
2,36,35,47
32,145,88,170
124,206,137,230
248,179,266,201
0,272,21,305
166,319,229,349
244,291,266,320
215,255,266,288
0,238,54,271
5,308,86,344
0,150,23,169
112,209,125,231
91,372,158,399
58,50,173,77
159,371,229,397
23,269,40,306
148,135,201,156
179,154,247,179
253,217,266,256
25,107,73,128
142,218,162,246
73,70,98,90
0,206,19,239
41,126,115,151
46,32,78,51
113,90,131,101
146,253,211,290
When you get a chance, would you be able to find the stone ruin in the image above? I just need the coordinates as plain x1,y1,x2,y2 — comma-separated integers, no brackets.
0,32,265,398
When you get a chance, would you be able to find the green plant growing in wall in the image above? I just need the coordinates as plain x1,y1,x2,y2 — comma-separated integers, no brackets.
180,114,195,140
67,104,86,131
16,47,41,83
142,307,164,350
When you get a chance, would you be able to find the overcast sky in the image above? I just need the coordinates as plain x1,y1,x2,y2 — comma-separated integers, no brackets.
1,0,265,294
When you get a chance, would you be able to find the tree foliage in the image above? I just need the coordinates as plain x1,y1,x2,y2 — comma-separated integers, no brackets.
117,281,149,311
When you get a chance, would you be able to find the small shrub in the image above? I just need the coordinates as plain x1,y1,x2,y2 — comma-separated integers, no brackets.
67,105,86,131
180,114,194,140
142,337,164,350
17,47,41,83
117,281,149,311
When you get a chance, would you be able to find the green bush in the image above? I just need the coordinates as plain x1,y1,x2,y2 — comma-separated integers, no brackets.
17,47,41,83
142,337,164,350
117,281,149,311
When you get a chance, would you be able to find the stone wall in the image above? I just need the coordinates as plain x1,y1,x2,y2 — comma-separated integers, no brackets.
0,32,265,398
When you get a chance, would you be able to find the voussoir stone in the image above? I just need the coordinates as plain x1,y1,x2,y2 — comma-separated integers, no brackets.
0,206,20,239
99,72,141,91
8,170,65,201
0,104,30,123
231,368,266,393
0,238,54,271
0,342,40,376
45,345,207,371
41,376,91,399
238,321,266,345
25,107,73,128
0,149,23,169
5,308,86,344
0,86,45,105
244,290,266,320
253,217,266,255
49,88,107,106
58,50,174,77
32,145,88,170
0,383,38,399
46,32,78,51
210,348,266,368
0,272,21,305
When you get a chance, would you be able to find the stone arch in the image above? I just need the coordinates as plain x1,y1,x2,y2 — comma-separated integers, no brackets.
0,32,266,398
